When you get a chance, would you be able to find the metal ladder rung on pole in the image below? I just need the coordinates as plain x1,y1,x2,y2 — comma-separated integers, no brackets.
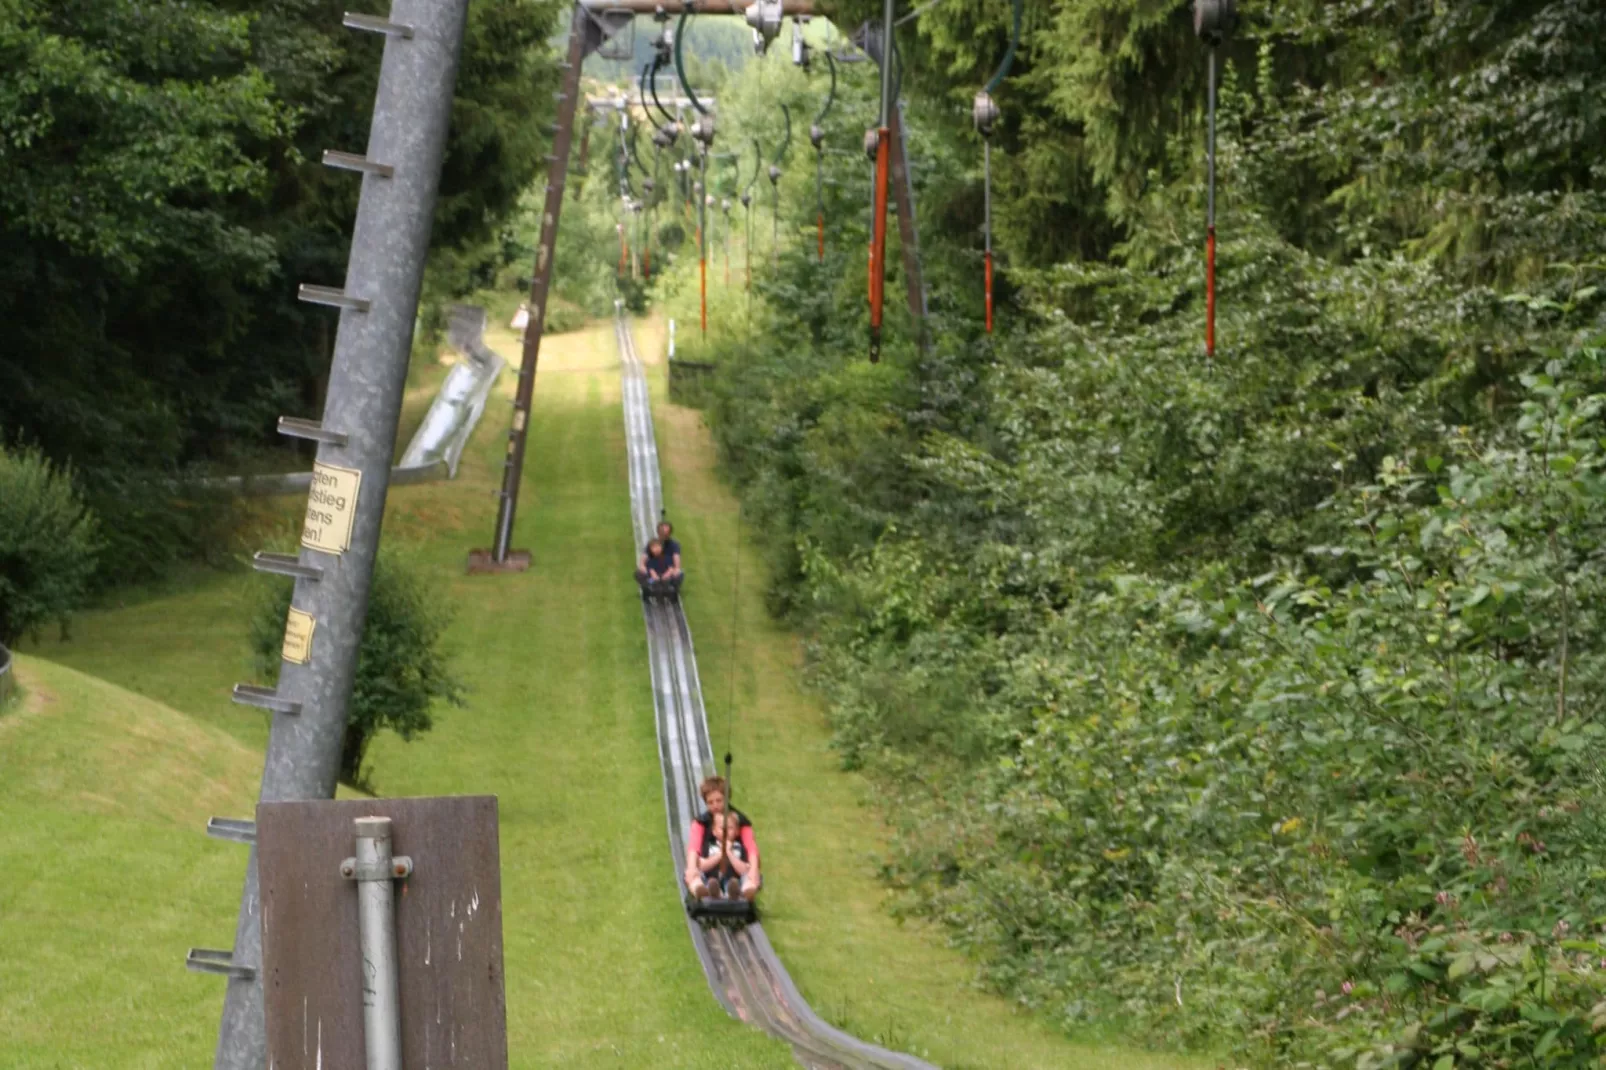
342,12,414,37
252,552,324,582
323,150,396,178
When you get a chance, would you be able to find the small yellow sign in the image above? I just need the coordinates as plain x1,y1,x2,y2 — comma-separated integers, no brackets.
282,607,316,665
301,462,361,554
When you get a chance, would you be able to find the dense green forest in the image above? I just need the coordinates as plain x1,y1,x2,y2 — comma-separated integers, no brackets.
0,0,563,581
640,1,1606,1065
6,0,1606,1065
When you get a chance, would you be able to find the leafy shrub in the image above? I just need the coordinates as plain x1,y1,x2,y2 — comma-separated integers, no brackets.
250,553,464,791
0,446,100,645
715,324,1606,1063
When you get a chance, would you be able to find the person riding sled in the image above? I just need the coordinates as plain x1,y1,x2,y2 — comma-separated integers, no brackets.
636,521,684,600
684,775,760,901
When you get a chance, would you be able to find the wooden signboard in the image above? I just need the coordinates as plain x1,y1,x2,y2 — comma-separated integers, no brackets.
258,795,507,1069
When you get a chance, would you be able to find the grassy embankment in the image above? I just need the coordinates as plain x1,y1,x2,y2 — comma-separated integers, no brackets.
12,314,1206,1069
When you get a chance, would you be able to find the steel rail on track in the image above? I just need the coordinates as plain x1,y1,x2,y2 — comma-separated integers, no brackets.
615,312,938,1070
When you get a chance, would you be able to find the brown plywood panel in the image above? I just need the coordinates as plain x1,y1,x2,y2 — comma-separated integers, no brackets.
258,795,507,1069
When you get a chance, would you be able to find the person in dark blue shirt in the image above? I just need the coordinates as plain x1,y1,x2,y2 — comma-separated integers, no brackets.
636,537,681,600
655,521,682,575
636,520,684,600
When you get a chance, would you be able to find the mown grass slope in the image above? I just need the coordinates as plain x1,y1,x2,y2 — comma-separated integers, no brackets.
15,316,1204,1068
0,656,262,1068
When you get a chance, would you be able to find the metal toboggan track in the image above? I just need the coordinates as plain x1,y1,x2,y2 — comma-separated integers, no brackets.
615,313,937,1070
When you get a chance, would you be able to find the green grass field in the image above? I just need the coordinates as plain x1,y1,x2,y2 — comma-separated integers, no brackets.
10,316,1207,1068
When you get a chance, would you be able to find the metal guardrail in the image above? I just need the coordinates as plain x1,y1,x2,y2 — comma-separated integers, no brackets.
0,641,14,710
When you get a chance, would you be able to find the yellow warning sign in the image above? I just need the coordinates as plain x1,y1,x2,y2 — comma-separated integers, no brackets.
301,462,361,554
282,607,316,665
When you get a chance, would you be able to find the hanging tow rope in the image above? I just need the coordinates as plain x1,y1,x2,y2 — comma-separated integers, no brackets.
742,137,759,292
720,152,740,287
768,105,790,270
790,19,835,263
674,8,718,338
628,123,654,279
811,53,837,262
722,196,733,285
865,0,897,363
972,0,1022,334
641,58,677,282
616,111,636,280
1194,0,1236,358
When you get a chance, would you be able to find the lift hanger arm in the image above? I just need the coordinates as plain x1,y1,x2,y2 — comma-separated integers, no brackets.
629,123,651,176
983,0,1023,96
674,9,712,116
815,51,837,126
650,56,679,126
641,60,669,133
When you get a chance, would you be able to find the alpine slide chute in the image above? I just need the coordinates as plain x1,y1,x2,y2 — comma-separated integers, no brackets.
617,311,936,1070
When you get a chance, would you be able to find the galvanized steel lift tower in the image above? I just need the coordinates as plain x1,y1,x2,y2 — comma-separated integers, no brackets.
197,3,478,1066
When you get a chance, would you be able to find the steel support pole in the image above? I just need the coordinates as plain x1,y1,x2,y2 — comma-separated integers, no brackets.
213,2,469,1065
483,4,590,568
353,817,403,1070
